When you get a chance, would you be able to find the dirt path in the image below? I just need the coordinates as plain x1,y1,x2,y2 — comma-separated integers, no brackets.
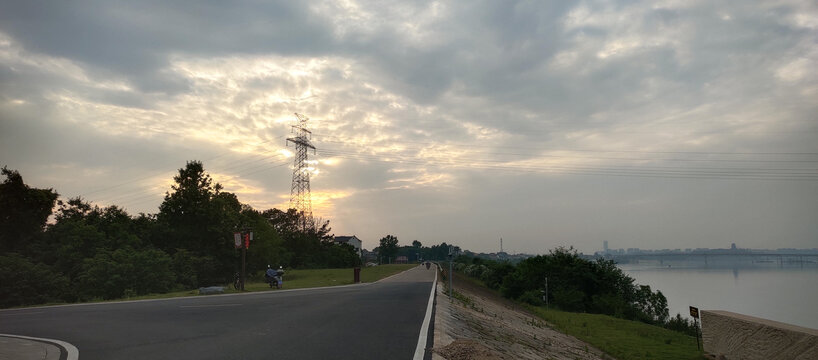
432,272,610,360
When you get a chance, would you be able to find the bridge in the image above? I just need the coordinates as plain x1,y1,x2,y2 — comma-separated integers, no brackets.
589,252,818,266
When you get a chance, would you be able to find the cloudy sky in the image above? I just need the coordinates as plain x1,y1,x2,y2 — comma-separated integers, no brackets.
1,1,816,254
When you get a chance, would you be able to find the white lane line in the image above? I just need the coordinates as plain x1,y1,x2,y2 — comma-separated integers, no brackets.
179,303,242,308
0,333,79,360
0,311,45,316
0,283,370,311
413,265,438,360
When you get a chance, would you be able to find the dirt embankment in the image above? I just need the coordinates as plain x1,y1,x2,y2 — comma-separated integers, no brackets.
432,273,610,360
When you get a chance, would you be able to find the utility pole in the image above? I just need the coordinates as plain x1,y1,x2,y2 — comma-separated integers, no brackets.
286,113,316,231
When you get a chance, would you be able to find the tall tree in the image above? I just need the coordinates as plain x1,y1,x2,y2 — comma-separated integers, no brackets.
157,161,241,285
263,208,335,268
0,167,58,254
378,235,399,263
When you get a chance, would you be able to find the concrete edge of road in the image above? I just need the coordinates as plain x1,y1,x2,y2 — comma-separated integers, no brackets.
0,333,79,360
413,264,438,360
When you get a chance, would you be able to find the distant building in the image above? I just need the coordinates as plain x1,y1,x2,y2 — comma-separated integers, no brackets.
361,248,377,263
334,235,362,257
395,255,409,264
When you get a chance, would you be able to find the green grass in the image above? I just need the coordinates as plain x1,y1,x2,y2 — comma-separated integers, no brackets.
235,264,417,292
18,264,417,307
529,306,704,360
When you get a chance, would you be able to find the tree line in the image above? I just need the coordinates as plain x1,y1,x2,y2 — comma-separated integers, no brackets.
454,248,700,336
0,162,360,307
374,235,460,264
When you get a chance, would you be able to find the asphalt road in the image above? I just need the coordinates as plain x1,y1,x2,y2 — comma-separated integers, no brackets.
0,266,436,360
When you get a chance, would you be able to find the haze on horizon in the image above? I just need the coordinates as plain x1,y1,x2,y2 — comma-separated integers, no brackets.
1,1,816,254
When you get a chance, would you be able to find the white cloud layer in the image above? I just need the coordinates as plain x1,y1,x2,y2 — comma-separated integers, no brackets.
1,0,816,253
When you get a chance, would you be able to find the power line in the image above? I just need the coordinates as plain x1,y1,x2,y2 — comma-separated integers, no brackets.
311,133,818,156
315,149,818,182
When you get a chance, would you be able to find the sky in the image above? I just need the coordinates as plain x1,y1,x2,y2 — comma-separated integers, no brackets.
1,1,816,254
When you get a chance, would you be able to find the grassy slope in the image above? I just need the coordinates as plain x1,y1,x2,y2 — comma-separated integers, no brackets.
454,274,704,360
529,307,704,360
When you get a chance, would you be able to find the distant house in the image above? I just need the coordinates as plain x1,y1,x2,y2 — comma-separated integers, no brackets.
395,255,409,264
334,235,362,257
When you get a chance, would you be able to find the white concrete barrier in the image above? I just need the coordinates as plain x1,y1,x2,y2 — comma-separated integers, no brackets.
701,310,818,360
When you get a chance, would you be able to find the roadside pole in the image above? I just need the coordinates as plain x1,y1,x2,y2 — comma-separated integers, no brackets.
240,227,252,291
448,245,453,301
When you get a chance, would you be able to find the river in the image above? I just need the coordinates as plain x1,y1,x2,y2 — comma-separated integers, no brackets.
618,260,818,330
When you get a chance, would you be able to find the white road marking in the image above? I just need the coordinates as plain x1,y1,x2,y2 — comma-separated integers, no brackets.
179,303,242,308
0,311,44,316
0,333,79,360
413,265,438,360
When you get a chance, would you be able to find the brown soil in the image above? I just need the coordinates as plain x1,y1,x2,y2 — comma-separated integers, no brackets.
432,272,609,360
437,339,505,360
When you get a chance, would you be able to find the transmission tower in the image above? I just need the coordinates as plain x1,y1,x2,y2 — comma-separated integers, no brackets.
286,112,316,230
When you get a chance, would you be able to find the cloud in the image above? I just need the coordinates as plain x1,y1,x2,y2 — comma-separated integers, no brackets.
1,0,816,253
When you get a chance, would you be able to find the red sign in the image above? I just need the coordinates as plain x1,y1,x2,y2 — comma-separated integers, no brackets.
244,233,250,249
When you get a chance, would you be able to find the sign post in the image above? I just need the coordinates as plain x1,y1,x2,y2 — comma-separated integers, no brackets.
235,228,252,291
690,306,701,350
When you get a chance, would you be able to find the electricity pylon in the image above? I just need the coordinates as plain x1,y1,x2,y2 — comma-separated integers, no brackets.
286,113,316,230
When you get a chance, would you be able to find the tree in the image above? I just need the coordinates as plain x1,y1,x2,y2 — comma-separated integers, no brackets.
263,208,337,268
412,240,422,248
156,161,241,285
378,235,399,263
0,167,58,254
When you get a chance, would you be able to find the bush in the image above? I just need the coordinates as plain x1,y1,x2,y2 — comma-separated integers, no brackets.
456,247,673,330
664,313,699,337
77,247,175,300
518,290,545,306
553,287,586,311
0,254,69,307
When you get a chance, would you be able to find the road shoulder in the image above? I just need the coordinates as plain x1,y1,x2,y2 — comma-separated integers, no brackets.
431,274,609,360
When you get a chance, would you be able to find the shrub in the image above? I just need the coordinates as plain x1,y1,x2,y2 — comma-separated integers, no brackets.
0,254,69,307
77,247,175,300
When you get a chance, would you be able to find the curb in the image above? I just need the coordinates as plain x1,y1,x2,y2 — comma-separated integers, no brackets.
0,334,79,360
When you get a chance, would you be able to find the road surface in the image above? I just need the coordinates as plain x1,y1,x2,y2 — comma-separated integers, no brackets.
0,266,436,359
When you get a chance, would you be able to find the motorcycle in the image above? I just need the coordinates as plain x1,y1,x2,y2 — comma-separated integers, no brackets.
265,273,283,289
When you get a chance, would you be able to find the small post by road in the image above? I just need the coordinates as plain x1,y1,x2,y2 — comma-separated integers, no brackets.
545,276,548,308
448,245,453,301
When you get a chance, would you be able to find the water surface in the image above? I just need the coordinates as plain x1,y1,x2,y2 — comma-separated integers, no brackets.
619,261,818,329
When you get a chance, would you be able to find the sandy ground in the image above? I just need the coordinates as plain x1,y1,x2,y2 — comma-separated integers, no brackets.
432,273,610,360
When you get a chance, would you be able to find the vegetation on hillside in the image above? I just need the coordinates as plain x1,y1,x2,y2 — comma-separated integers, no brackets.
454,249,700,337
